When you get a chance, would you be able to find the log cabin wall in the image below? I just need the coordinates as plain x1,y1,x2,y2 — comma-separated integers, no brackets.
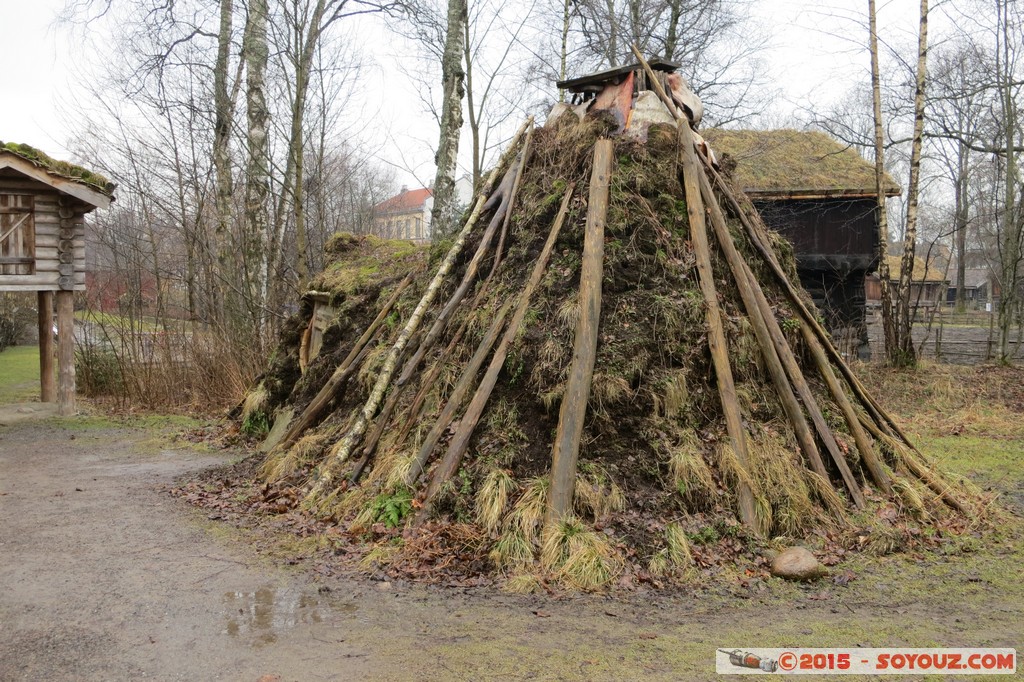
0,172,89,293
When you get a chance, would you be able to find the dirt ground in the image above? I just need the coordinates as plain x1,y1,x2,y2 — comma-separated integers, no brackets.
1,411,1022,681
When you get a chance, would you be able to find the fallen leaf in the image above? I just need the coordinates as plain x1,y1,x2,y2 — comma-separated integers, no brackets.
833,570,856,587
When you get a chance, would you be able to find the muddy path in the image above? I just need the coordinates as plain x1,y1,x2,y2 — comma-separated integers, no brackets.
2,418,1021,681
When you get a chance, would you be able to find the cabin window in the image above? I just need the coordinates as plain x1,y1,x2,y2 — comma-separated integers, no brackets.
0,194,35,275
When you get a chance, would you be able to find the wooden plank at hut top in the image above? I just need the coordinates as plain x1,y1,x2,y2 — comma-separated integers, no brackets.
557,58,679,94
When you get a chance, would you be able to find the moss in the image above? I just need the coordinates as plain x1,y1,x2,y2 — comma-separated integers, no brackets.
0,141,114,193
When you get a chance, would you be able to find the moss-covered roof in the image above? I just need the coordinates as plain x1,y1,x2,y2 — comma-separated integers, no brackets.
307,233,427,298
0,141,115,195
702,128,901,198
882,255,947,283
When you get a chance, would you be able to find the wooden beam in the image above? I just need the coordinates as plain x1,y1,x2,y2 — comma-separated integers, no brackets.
56,290,75,415
38,291,55,403
547,142,613,525
676,123,759,529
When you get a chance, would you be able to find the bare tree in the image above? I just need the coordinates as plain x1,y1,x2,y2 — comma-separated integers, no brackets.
868,0,898,362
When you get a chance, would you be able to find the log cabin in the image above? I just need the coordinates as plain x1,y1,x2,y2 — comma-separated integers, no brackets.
0,142,114,414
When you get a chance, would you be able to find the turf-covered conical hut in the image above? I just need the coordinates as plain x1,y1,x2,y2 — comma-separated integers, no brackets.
247,55,973,590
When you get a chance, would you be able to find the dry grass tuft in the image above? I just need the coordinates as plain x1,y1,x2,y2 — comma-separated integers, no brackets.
476,469,519,533
358,543,401,572
502,572,543,594
654,370,688,419
864,523,904,556
668,428,716,508
357,341,391,391
745,431,829,535
541,516,623,591
804,471,849,523
574,465,626,521
556,295,581,331
241,383,269,424
508,477,549,541
590,373,632,414
490,527,535,569
893,478,928,519
261,432,329,482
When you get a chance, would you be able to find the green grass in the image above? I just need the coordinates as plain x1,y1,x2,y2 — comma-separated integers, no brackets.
75,310,187,333
0,345,42,404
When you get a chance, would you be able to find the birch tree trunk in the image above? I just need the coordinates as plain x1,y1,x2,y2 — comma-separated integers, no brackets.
954,151,969,313
559,0,571,101
243,0,271,334
429,0,467,239
213,0,235,319
996,0,1022,363
869,0,897,362
893,0,929,367
463,11,481,192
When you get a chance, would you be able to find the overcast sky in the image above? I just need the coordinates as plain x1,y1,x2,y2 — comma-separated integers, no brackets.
0,0,926,189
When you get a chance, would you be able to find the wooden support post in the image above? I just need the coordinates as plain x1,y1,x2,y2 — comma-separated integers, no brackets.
55,290,75,416
675,127,759,529
547,142,613,526
37,290,55,403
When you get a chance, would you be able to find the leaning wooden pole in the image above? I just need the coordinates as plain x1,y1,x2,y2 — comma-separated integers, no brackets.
705,164,901,440
631,47,758,527
404,299,514,486
546,143,612,526
398,136,532,386
303,119,533,508
801,322,892,494
668,117,759,530
425,184,576,506
858,415,968,513
696,168,864,508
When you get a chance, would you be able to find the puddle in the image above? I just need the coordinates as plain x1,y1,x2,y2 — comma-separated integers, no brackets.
224,586,352,647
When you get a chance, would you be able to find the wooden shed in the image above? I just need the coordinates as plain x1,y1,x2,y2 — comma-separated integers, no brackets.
0,143,114,415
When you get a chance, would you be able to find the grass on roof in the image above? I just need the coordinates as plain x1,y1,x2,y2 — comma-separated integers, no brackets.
884,254,947,282
0,141,113,194
703,128,900,195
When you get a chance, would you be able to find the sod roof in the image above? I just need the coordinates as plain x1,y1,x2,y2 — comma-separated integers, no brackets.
881,254,948,283
703,129,901,199
0,141,115,196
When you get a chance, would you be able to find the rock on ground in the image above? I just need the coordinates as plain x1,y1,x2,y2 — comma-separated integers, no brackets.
770,547,821,581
